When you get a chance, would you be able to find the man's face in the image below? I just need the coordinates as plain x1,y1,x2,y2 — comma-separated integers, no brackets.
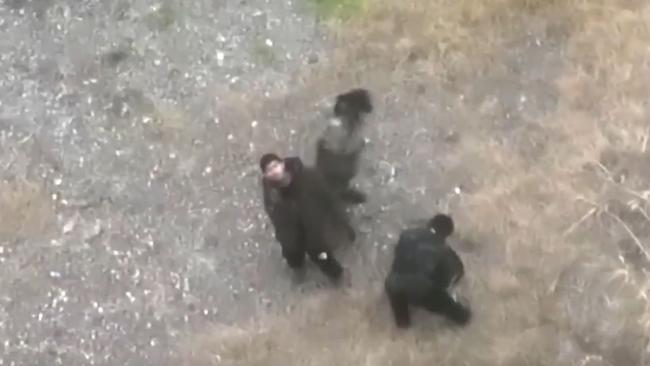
264,159,285,182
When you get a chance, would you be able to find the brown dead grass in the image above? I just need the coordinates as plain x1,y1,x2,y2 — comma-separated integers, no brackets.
183,0,650,365
321,0,569,81
0,178,55,242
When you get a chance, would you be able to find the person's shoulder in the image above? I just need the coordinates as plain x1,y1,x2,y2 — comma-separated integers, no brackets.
398,227,437,245
283,156,304,173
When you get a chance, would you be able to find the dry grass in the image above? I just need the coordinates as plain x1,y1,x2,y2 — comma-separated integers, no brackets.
320,0,568,81
183,0,650,365
0,178,55,242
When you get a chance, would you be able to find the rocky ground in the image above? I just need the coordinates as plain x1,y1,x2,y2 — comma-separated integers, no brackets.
1,1,650,366
0,1,338,364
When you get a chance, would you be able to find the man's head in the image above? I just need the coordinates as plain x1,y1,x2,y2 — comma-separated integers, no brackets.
427,213,454,239
259,153,288,185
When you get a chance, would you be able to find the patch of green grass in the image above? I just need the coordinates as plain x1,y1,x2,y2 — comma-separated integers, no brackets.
252,40,277,66
310,0,366,20
145,2,177,31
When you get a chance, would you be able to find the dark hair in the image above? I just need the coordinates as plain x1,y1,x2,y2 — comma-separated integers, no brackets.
428,214,454,238
334,88,373,117
259,153,281,172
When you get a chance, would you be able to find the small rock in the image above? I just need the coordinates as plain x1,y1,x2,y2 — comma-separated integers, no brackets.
102,49,129,67
204,234,219,249
83,220,103,241
307,54,319,64
216,51,225,66
444,131,460,144
62,218,76,234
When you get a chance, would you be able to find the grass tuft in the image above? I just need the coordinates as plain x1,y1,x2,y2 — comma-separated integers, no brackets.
0,178,54,242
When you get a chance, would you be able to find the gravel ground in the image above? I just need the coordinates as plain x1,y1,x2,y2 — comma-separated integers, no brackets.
3,1,650,366
0,1,337,365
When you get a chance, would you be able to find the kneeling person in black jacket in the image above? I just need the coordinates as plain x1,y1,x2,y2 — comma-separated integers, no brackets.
385,213,471,328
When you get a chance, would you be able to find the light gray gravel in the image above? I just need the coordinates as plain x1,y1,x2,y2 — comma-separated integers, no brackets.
0,1,337,365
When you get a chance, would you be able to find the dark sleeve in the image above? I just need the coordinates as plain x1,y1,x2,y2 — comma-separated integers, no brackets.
397,229,416,246
398,228,427,246
261,178,304,244
394,239,442,278
261,178,288,228
301,169,350,226
261,178,275,217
